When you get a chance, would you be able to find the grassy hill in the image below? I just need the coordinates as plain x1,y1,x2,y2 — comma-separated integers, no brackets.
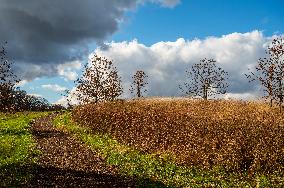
59,98,284,187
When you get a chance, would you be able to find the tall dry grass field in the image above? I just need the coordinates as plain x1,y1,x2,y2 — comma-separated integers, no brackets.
72,99,284,174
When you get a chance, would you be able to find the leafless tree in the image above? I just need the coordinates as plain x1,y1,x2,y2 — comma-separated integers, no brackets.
246,36,284,108
0,42,20,111
75,54,123,104
129,70,148,98
179,58,228,100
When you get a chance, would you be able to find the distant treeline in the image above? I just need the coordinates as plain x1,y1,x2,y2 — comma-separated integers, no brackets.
0,42,65,112
0,86,65,112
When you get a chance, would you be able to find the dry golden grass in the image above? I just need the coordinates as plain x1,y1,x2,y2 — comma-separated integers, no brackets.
72,99,284,174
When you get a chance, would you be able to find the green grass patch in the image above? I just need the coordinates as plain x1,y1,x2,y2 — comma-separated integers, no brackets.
0,112,49,187
54,112,284,187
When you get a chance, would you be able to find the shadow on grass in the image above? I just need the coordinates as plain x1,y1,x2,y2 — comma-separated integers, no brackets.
0,164,34,187
0,164,168,187
31,165,167,187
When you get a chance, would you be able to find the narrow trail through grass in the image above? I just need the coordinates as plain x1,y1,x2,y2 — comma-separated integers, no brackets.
30,114,162,187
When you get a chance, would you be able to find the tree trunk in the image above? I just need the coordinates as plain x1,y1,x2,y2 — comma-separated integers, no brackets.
279,96,283,112
203,84,208,100
279,81,283,112
137,84,141,98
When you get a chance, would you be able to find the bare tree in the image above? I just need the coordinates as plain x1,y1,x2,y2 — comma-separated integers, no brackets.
245,58,276,107
104,69,123,101
129,70,148,98
246,36,284,108
270,37,284,108
75,54,123,104
179,58,228,100
61,89,73,109
0,42,20,111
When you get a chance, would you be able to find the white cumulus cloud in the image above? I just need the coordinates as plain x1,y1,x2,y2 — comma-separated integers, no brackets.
55,87,80,106
28,93,42,98
93,31,276,99
57,60,82,81
15,80,28,87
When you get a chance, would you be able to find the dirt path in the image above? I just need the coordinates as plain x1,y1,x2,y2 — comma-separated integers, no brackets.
29,115,139,187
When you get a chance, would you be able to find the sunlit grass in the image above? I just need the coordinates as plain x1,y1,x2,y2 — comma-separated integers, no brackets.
0,112,49,186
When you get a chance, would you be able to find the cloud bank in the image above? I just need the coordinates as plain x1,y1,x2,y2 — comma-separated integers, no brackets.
93,31,273,99
0,0,179,80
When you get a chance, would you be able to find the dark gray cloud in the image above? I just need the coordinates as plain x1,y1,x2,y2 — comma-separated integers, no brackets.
0,0,144,81
0,0,180,80
0,0,138,65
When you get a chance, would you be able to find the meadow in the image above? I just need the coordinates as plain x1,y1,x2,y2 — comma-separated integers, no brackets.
1,99,284,187
67,98,284,187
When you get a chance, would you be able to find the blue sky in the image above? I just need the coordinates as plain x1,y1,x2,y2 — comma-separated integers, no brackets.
9,0,283,103
114,0,284,43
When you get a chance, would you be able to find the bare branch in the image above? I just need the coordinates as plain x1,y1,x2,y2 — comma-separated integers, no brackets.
246,36,284,108
179,58,228,100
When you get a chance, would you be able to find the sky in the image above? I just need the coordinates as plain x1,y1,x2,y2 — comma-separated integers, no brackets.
1,0,283,104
